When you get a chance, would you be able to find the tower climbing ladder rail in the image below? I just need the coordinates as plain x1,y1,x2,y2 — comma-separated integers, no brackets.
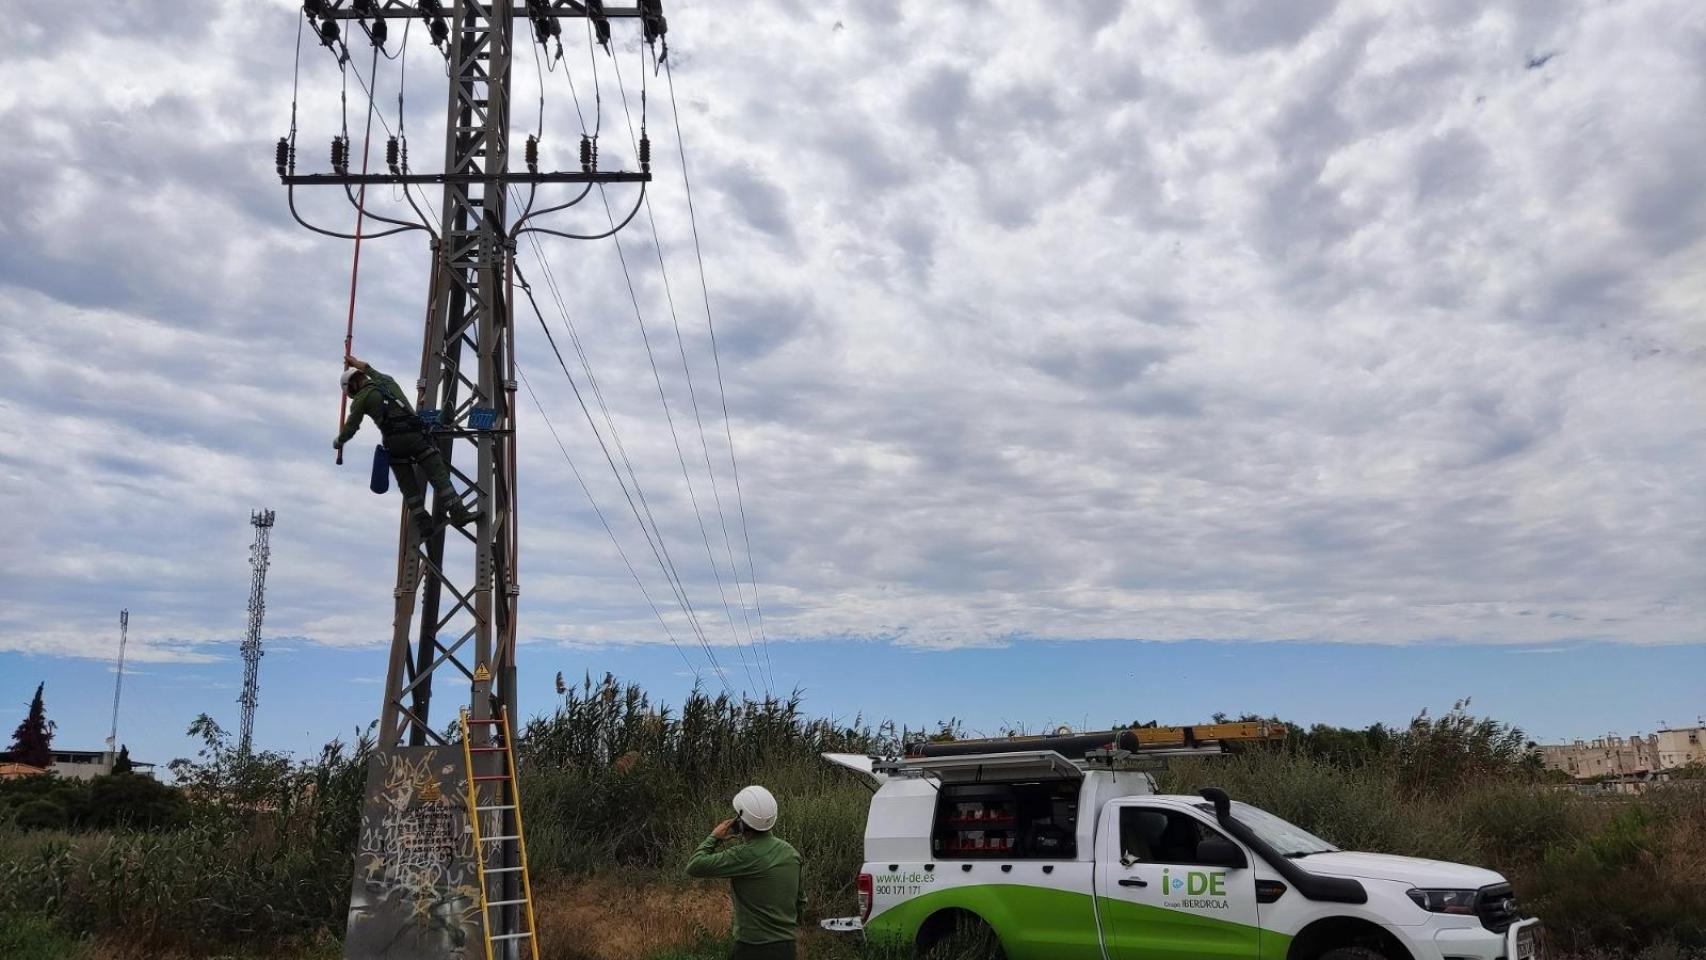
459,706,541,960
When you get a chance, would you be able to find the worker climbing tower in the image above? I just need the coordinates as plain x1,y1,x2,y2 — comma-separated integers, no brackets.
279,3,663,957
237,509,276,759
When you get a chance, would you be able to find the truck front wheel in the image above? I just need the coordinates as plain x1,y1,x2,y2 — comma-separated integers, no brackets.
915,910,1005,960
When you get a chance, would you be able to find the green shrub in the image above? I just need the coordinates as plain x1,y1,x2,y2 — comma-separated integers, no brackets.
1,767,187,833
13,798,67,831
0,717,371,954
1521,791,1706,953
0,912,89,960
84,773,187,831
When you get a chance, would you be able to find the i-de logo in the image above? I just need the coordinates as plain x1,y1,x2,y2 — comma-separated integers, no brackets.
1159,869,1228,905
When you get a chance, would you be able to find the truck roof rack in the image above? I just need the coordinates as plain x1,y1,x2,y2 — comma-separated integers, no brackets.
904,721,1284,761
869,743,1238,782
874,749,1085,783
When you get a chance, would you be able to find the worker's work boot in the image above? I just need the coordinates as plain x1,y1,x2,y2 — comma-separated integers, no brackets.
450,503,482,527
411,509,434,539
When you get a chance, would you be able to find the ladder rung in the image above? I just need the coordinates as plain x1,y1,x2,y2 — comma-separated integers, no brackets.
485,866,523,873
477,804,516,812
463,717,503,724
474,775,510,781
481,835,519,842
490,932,533,941
469,746,506,752
485,898,528,908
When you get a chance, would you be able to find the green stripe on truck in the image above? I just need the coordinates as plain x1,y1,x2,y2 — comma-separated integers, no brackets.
865,883,1293,960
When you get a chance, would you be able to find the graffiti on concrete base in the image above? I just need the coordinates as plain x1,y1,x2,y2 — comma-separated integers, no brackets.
343,745,488,959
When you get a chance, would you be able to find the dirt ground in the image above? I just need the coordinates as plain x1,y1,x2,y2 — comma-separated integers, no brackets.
56,877,858,960
533,877,735,960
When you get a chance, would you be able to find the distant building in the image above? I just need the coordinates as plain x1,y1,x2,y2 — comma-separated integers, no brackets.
1540,725,1706,781
0,761,48,780
1539,734,1658,780
0,749,156,780
1655,726,1705,770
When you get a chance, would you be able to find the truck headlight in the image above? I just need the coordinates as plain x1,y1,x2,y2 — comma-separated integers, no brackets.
1406,888,1478,915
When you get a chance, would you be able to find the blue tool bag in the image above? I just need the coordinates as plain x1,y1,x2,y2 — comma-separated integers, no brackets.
370,444,391,494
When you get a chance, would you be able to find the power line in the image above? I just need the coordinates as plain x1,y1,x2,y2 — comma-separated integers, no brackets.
489,42,711,692
509,180,732,688
606,53,768,695
543,36,764,695
514,262,734,693
661,58,776,692
307,14,441,234
511,191,725,684
514,362,703,683
591,187,761,696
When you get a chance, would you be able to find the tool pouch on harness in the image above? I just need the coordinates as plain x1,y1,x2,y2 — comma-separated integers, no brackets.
372,383,438,454
369,444,391,494
370,386,441,490
373,383,431,437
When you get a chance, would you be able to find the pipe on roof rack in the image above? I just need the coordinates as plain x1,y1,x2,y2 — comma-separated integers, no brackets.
907,730,1142,760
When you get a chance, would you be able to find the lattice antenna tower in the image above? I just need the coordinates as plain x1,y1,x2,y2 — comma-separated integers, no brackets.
238,509,276,758
107,609,129,761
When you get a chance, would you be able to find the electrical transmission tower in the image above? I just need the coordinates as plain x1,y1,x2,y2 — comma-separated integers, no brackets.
280,3,663,957
238,509,277,759
106,609,128,764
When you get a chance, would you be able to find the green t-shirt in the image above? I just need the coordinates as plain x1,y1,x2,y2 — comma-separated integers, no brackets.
685,832,806,945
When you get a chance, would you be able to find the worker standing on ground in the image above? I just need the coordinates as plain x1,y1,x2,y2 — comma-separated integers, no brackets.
686,785,806,960
335,355,478,537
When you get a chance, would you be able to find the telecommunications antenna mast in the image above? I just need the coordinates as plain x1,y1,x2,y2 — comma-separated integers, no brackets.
106,609,129,761
238,509,276,759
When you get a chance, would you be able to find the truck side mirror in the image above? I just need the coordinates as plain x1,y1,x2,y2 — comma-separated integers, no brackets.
1195,837,1248,870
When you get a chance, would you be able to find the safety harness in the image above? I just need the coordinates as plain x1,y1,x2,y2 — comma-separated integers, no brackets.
364,379,438,465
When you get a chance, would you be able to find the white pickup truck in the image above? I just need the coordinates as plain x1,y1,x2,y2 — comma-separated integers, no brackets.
823,731,1541,960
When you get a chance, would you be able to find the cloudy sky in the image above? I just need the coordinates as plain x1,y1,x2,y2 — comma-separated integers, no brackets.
1,0,1702,763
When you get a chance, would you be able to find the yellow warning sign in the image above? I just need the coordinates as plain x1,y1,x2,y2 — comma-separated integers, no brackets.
473,663,491,682
419,778,442,803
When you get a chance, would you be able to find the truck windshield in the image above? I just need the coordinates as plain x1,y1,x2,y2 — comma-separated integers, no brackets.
1210,802,1338,857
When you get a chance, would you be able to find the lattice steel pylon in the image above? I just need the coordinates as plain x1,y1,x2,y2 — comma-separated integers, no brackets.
238,509,276,759
106,609,128,763
280,3,660,957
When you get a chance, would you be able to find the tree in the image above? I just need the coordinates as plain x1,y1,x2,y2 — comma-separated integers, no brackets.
112,744,134,775
85,773,184,831
9,682,54,769
14,798,66,830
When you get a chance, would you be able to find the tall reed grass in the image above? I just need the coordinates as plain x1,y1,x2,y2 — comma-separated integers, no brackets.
1,679,1701,959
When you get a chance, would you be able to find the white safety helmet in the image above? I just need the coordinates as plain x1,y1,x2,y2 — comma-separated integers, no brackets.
341,367,362,390
733,784,778,832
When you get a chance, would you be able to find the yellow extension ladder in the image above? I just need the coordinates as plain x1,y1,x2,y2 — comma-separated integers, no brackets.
459,707,541,960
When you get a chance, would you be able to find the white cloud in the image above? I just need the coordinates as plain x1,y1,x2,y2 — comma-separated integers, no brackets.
1,0,1701,673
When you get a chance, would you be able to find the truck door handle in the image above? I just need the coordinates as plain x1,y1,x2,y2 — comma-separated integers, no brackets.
1119,877,1148,888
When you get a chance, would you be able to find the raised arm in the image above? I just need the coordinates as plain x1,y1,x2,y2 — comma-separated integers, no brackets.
685,830,763,880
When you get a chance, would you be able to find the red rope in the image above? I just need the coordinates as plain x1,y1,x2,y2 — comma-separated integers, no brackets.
335,45,382,465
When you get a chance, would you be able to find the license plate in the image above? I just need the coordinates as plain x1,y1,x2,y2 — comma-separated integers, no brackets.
1515,925,1542,960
